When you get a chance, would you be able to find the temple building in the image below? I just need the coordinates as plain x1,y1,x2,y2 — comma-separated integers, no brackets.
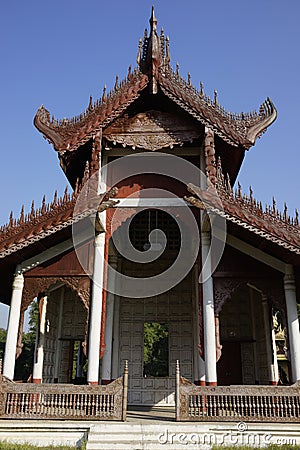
1,7,299,409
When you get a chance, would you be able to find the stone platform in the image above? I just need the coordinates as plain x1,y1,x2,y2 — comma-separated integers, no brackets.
0,407,300,449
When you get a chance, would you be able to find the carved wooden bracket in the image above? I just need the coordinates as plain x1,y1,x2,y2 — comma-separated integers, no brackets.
213,277,285,318
213,278,245,315
22,276,90,311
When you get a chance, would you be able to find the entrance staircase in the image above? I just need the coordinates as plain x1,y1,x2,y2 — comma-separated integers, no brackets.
1,412,300,449
86,419,300,450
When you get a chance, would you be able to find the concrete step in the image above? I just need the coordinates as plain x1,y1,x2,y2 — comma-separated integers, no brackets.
86,423,211,450
85,421,300,450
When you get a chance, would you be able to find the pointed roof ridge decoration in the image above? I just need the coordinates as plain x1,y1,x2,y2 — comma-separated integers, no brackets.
147,5,159,93
34,7,277,154
137,5,171,93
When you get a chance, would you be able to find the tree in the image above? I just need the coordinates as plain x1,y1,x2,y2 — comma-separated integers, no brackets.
14,300,38,381
143,322,169,377
0,328,6,363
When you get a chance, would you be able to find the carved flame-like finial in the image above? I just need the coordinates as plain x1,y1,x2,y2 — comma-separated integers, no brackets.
165,36,170,64
272,197,276,214
150,5,157,32
102,85,107,102
88,95,93,112
41,195,46,214
200,81,204,99
53,190,58,206
114,75,119,91
63,186,69,203
249,185,253,203
136,37,143,65
127,65,132,80
9,211,14,227
283,202,288,221
237,181,242,198
30,200,35,215
214,89,218,105
19,205,25,224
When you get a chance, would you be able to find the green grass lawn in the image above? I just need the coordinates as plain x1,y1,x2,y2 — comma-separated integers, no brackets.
0,444,85,450
0,442,298,450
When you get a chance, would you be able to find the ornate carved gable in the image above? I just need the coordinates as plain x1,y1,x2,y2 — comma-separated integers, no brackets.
103,110,201,151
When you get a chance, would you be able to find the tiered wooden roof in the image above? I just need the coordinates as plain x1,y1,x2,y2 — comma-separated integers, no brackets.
34,7,277,154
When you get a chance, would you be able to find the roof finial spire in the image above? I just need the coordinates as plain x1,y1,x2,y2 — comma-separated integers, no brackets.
145,5,160,94
150,5,157,32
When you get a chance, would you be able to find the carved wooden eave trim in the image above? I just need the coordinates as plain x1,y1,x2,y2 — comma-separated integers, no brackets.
0,190,118,260
158,70,277,150
103,110,201,151
159,84,243,148
216,208,300,255
33,72,149,153
186,183,300,256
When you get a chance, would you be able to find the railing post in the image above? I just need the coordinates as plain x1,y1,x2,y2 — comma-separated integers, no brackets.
0,358,6,417
122,360,128,421
176,360,180,421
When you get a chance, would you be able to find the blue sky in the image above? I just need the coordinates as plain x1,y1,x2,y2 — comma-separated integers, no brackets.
0,0,299,327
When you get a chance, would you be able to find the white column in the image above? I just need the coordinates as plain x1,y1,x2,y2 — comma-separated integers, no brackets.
3,270,24,380
54,287,64,382
284,265,300,383
193,264,205,384
101,256,118,383
201,231,217,385
87,232,106,385
262,295,278,385
111,295,120,380
32,295,48,383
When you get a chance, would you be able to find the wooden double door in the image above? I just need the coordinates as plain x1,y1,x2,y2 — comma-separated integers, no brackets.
119,280,194,405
